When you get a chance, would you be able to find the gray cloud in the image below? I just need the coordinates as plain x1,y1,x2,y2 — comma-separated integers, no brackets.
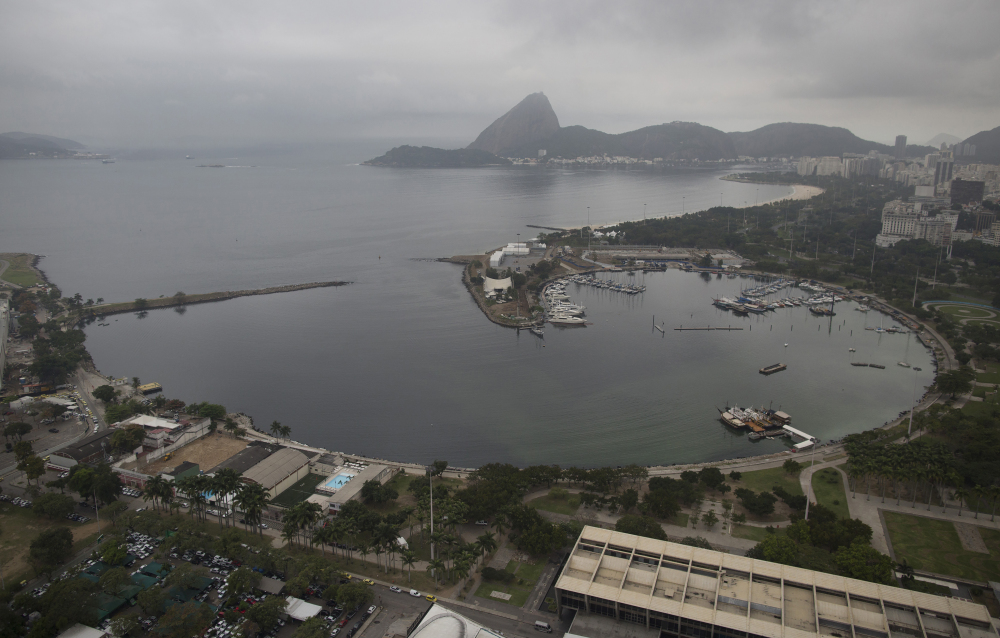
1,0,997,148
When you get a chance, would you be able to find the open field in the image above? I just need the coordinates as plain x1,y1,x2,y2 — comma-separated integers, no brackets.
733,466,803,496
811,468,849,519
885,512,1000,583
960,400,1000,419
936,305,995,320
0,253,45,287
978,363,1000,385
527,490,580,516
732,525,785,542
271,473,326,508
138,433,247,474
0,501,101,582
474,558,543,608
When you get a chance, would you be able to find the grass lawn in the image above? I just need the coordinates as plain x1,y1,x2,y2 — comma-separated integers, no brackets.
474,558,542,608
936,305,995,320
733,466,803,497
0,253,44,287
527,490,580,516
666,512,690,528
286,544,441,593
270,473,326,508
732,525,785,542
961,400,1000,419
811,468,850,519
884,512,1000,582
978,363,1000,385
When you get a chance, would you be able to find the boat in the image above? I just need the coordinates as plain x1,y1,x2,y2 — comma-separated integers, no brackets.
849,348,856,352
102,158,115,164
897,362,910,368
548,315,586,326
529,327,544,337
913,367,922,371
870,364,886,369
851,362,869,367
809,306,835,316
759,363,787,375
719,411,746,429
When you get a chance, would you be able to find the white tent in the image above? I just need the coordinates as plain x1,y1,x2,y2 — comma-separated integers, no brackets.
285,597,322,621
482,276,512,294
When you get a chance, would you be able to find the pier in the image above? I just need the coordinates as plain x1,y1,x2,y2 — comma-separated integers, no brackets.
674,326,744,331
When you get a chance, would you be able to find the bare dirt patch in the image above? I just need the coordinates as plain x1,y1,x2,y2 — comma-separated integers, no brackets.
954,522,989,554
139,432,247,475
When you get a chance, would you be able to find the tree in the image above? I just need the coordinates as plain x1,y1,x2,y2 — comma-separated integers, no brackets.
783,459,802,475
133,298,147,310
29,527,74,577
702,510,719,531
226,566,262,597
335,582,374,613
4,422,32,442
432,460,449,476
198,403,227,422
834,542,895,584
615,514,667,540
245,596,288,634
401,549,417,583
157,600,213,638
747,534,799,566
13,440,33,461
93,384,118,403
99,566,131,595
32,493,75,519
269,420,282,439
698,467,726,490
935,367,975,398
137,586,167,615
102,541,128,566
680,536,714,549
109,616,140,638
291,618,328,638
18,454,45,485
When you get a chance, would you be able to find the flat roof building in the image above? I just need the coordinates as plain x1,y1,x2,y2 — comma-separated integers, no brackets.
51,430,115,467
327,463,392,512
556,526,997,638
209,442,279,475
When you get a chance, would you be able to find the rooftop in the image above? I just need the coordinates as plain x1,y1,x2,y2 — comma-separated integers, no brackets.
556,526,997,638
328,463,389,505
208,442,279,475
242,447,310,490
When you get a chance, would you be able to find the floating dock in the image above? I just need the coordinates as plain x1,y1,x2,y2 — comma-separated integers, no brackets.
674,326,744,331
759,363,787,375
138,382,162,394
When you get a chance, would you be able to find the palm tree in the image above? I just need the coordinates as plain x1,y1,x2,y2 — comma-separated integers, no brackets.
477,531,497,557
143,475,169,512
312,525,332,556
988,485,1000,522
848,465,862,499
224,418,238,438
428,558,445,586
358,542,371,565
235,483,269,535
280,424,291,439
954,488,969,517
972,485,985,519
269,421,282,440
214,468,242,528
401,550,417,583
491,512,509,538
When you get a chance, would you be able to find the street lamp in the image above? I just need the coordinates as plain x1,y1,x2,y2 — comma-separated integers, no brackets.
426,465,435,579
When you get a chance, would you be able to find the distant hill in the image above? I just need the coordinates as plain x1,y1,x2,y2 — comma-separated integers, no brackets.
467,93,560,156
502,121,737,161
729,123,933,159
960,126,1000,164
925,133,961,148
1,131,84,149
0,132,84,159
362,145,511,168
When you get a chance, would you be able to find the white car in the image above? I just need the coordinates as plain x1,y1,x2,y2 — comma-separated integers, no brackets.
389,586,401,593
408,589,421,597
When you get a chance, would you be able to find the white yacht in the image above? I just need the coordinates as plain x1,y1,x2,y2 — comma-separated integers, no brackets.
548,315,586,326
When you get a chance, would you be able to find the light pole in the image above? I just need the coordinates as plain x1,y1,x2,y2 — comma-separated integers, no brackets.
907,369,919,437
426,465,435,579
803,442,818,520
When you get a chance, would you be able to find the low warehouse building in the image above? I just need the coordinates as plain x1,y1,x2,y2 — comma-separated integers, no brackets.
242,447,311,499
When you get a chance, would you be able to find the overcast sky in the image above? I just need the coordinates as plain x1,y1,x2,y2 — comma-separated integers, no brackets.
2,0,998,149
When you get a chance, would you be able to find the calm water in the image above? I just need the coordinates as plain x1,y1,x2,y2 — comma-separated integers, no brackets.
0,146,931,467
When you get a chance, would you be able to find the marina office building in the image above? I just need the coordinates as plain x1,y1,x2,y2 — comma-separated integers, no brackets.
556,526,997,638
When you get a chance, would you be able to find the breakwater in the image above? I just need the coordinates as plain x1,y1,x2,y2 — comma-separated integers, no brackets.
87,281,351,317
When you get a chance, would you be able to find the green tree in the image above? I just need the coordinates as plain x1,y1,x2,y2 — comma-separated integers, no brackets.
157,600,213,638
133,298,148,310
702,510,719,530
291,617,328,638
749,534,799,566
245,595,288,634
335,582,375,612
93,385,118,403
13,440,33,461
109,615,140,638
935,368,975,398
698,467,726,490
783,459,803,475
4,422,32,442
29,527,74,577
834,542,895,584
226,566,262,598
32,493,76,519
18,454,45,485
199,403,227,422
102,541,128,566
137,586,167,615
615,514,667,540
99,566,131,595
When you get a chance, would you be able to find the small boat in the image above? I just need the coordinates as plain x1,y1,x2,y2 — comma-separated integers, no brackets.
529,326,544,337
913,367,922,371
898,362,910,368
548,315,586,326
870,364,886,369
102,158,115,164
849,348,856,352
759,363,787,375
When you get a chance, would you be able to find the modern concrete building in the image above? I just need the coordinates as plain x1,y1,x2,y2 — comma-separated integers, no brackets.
325,462,393,512
950,179,985,206
209,442,280,475
894,135,907,160
555,527,997,638
0,299,8,394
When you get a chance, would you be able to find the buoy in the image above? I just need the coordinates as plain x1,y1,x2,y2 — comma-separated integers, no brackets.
784,343,788,347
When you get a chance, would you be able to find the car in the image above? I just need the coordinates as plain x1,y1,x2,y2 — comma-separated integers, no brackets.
475,520,489,525
48,428,59,433
425,595,437,602
362,579,374,586
329,630,340,637
366,605,376,615
389,586,401,593
409,589,421,597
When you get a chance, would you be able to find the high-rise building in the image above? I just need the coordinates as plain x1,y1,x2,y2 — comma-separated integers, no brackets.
934,157,954,187
950,179,986,205
894,135,907,160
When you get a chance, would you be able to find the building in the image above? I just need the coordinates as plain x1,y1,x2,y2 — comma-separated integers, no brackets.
166,461,200,482
934,155,954,188
950,179,985,206
409,603,504,637
51,430,115,468
241,447,311,498
57,624,107,638
914,218,952,248
555,526,997,638
325,462,393,512
209,442,280,475
894,135,906,160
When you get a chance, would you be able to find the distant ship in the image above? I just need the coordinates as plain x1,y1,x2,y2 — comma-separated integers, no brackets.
185,155,193,159
102,158,115,164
